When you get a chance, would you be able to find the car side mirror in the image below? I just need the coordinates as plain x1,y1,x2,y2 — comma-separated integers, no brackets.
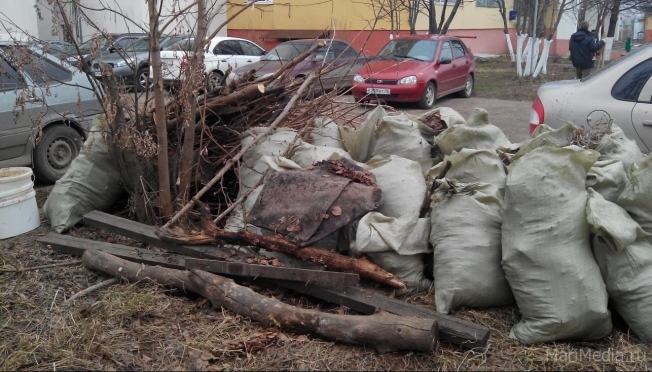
109,47,116,53
439,56,452,65
312,54,325,61
260,49,266,56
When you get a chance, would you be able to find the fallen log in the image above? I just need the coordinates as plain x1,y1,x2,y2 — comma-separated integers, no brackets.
156,203,406,290
82,250,437,354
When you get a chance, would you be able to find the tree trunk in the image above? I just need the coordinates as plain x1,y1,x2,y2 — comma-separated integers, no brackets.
429,0,437,34
607,0,622,37
148,0,173,218
178,0,209,205
440,0,463,34
438,0,449,34
82,250,438,354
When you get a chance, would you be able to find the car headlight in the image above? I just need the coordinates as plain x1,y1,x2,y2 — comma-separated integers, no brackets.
397,75,417,85
115,58,133,67
353,74,365,83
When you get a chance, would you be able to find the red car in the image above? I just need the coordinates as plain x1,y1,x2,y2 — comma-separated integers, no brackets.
352,35,475,109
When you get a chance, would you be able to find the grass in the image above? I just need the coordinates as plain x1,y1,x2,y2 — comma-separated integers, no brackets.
474,56,577,101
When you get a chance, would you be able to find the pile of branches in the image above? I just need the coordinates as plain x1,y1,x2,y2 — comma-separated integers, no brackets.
104,41,368,228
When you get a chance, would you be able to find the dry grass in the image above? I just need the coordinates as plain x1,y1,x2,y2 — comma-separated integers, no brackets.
474,56,577,102
1,188,651,371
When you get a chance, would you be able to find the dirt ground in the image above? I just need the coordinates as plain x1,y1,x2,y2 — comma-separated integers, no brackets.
2,57,651,371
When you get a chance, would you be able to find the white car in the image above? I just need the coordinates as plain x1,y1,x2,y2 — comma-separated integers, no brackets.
530,44,652,153
156,36,265,89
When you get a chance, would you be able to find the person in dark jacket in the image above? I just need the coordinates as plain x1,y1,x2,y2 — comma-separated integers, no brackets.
569,21,606,79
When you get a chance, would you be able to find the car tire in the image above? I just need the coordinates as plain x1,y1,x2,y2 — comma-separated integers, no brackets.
207,70,224,93
459,74,474,98
33,124,82,183
135,67,152,92
418,81,437,109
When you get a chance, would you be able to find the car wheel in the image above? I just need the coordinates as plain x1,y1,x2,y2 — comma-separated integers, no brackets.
136,67,152,92
33,124,82,183
207,70,224,93
459,74,474,98
418,81,436,109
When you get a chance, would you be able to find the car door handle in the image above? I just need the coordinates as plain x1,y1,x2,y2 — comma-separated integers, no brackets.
452,64,457,68
220,60,227,62
247,60,252,62
465,60,470,65
643,120,652,127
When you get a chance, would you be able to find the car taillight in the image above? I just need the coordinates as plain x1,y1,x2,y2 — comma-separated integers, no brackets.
529,96,545,134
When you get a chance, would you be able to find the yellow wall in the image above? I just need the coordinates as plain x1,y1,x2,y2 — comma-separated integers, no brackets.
228,0,511,31
415,1,515,30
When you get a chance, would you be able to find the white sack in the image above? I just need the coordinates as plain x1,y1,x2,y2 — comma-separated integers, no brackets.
426,149,506,194
372,113,432,164
43,119,124,233
430,181,512,313
595,124,644,172
340,105,385,162
586,159,628,203
311,117,345,149
617,155,652,233
502,146,611,344
511,122,577,162
587,189,652,342
290,142,352,168
416,107,466,128
435,108,510,155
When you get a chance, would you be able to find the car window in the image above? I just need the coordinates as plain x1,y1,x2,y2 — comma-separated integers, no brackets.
583,44,652,82
637,76,652,103
331,41,357,59
0,58,24,91
78,36,110,53
439,41,453,62
164,39,194,52
238,40,263,56
125,37,152,52
451,40,466,59
377,39,438,62
114,37,137,49
261,41,310,61
0,48,72,84
311,42,336,60
161,36,186,49
611,58,652,102
215,40,243,55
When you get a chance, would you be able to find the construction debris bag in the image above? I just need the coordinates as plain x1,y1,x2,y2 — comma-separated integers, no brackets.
311,117,345,149
430,180,512,313
416,107,466,130
434,108,510,155
502,146,612,344
351,155,432,292
586,159,628,203
43,118,124,233
617,155,652,233
290,142,352,168
340,106,385,162
586,189,652,342
371,113,433,168
511,122,577,162
595,124,644,171
426,149,506,194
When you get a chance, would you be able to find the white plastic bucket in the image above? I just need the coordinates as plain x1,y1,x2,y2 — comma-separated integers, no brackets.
0,167,41,239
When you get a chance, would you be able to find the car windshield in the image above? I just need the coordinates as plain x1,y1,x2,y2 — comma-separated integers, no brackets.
78,37,110,53
261,41,311,61
377,39,438,62
582,44,652,82
164,38,195,51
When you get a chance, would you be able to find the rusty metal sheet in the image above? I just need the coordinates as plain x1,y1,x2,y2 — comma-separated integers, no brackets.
246,161,383,245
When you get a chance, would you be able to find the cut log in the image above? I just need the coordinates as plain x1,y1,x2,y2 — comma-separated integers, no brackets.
272,280,490,350
82,250,437,353
185,258,359,289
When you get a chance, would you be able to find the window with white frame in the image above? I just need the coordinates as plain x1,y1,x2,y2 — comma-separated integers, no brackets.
245,0,273,4
433,0,465,5
475,0,500,8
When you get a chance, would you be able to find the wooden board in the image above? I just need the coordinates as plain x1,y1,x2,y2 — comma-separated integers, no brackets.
271,280,490,350
82,211,232,260
39,233,186,269
185,258,359,289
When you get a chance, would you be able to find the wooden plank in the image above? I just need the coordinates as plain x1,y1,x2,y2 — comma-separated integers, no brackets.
271,280,490,350
185,258,359,289
82,211,231,260
39,233,186,269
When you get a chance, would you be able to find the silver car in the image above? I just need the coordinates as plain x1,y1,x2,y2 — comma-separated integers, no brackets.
0,43,103,183
530,44,652,153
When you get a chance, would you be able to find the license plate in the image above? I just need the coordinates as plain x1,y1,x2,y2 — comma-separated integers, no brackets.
367,88,390,95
